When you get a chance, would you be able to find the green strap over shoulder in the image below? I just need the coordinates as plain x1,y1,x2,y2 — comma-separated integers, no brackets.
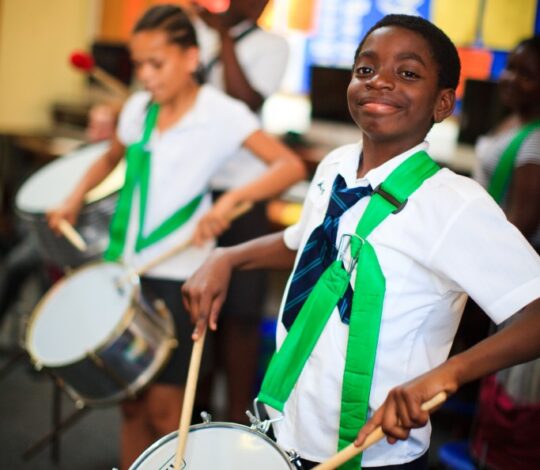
258,151,440,470
488,120,540,204
104,103,203,261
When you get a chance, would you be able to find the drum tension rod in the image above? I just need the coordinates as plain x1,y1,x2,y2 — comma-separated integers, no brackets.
87,351,135,398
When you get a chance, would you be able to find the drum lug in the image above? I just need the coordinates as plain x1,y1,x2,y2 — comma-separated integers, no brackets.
200,411,212,424
154,299,170,320
87,350,131,392
142,299,174,338
286,449,303,469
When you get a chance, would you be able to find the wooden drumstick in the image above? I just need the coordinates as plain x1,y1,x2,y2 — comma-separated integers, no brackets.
58,219,88,252
117,201,253,287
174,328,207,470
69,51,129,99
313,391,447,470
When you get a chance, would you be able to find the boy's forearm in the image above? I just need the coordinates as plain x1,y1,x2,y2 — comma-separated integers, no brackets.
223,231,297,272
446,298,540,387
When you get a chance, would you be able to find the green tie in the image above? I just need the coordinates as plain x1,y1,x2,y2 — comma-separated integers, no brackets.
105,103,203,261
258,151,440,469
488,120,540,204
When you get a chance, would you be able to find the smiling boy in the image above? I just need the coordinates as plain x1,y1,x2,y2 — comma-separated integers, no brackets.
182,15,540,469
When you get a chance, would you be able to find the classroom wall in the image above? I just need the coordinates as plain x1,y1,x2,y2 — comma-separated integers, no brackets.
0,0,96,131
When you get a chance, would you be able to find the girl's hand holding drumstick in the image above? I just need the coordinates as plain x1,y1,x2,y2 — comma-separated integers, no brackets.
192,193,251,246
47,197,87,252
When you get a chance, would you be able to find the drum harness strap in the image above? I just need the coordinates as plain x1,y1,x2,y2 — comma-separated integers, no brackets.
258,151,440,470
488,119,540,204
104,103,204,261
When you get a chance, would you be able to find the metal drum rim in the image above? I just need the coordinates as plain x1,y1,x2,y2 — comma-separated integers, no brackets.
25,261,140,368
129,422,295,469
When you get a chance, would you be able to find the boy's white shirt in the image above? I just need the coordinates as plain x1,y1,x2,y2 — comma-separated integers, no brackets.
116,86,259,280
269,141,540,466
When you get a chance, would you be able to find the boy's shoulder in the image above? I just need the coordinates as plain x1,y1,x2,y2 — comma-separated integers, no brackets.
427,167,489,204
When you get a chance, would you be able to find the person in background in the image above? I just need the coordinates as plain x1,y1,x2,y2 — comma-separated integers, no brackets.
86,101,122,143
470,35,540,469
474,36,540,252
47,5,304,469
182,15,540,469
190,0,291,423
0,101,120,329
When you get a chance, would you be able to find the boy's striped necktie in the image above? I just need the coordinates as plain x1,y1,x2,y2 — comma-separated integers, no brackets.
282,174,373,329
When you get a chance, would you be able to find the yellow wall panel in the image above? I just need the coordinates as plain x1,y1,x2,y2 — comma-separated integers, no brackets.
0,0,94,130
482,0,537,50
431,0,482,46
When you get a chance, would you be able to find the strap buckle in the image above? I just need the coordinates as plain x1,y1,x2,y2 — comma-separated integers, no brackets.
247,398,284,434
337,233,364,275
374,184,408,214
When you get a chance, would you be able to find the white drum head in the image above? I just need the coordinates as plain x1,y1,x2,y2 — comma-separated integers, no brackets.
132,424,293,469
15,141,124,213
26,263,135,367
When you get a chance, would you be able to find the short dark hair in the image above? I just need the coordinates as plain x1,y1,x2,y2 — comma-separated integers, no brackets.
516,35,540,59
354,14,461,91
133,4,198,49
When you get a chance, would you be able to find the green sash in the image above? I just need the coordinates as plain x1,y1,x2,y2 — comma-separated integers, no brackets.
258,151,440,469
488,120,540,204
104,103,203,261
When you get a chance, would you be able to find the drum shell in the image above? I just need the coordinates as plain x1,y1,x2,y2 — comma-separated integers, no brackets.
46,299,174,406
25,263,176,406
14,141,124,269
130,423,296,469
17,193,118,269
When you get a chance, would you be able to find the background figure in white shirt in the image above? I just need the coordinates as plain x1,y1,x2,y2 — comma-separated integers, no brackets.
47,5,305,469
474,35,540,252
191,0,290,424
471,35,540,469
182,14,540,469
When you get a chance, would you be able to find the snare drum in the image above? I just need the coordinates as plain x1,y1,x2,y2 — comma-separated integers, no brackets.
16,141,125,268
130,422,297,469
25,262,175,406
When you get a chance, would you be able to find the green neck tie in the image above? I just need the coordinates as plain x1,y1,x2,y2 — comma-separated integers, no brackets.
488,120,540,204
258,150,440,469
104,103,203,261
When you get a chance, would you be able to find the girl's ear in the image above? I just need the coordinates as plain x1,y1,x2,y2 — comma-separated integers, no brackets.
185,46,200,74
433,88,456,123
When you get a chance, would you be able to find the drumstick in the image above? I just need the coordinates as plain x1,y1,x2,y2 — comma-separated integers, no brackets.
313,391,447,470
117,201,253,286
174,328,207,470
58,219,88,252
69,51,129,98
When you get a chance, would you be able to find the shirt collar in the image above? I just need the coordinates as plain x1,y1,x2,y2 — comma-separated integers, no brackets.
338,141,430,189
162,85,210,133
229,19,257,38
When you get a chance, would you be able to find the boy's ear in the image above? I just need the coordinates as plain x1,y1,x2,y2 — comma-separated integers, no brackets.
433,88,456,123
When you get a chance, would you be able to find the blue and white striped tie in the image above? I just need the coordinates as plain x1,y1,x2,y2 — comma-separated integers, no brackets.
282,174,372,329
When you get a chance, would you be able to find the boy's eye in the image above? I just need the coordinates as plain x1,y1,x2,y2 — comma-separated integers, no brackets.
399,70,420,80
149,59,163,69
355,66,373,76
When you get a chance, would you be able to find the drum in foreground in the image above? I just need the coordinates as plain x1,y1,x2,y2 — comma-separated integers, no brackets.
16,141,125,268
25,262,175,406
130,422,296,469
